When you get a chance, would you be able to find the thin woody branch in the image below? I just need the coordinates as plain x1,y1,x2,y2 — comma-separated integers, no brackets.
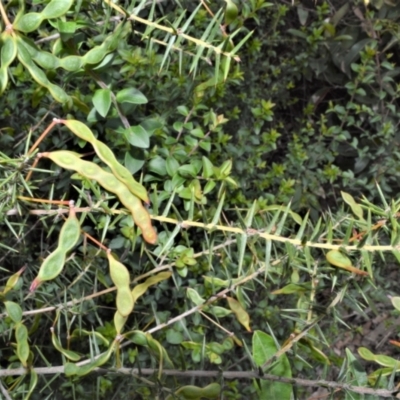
0,367,396,398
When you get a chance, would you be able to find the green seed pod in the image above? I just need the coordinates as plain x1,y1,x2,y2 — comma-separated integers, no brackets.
61,120,149,204
224,0,238,26
43,150,157,244
128,330,147,346
82,44,108,65
107,252,130,288
3,265,26,294
4,301,22,323
41,150,82,169
30,202,80,292
15,322,30,367
107,252,134,316
51,327,81,361
47,82,70,104
0,67,8,94
33,50,59,70
0,32,17,93
93,139,150,204
59,55,84,72
58,204,80,252
1,33,17,67
14,13,43,33
61,119,96,142
30,248,66,291
116,286,134,317
170,383,221,399
114,311,127,335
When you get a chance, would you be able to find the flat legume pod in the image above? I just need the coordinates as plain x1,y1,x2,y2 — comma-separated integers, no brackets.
43,151,157,244
60,119,150,204
107,252,134,317
30,202,80,291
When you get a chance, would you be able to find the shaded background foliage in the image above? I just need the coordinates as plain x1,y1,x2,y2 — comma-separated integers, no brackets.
2,0,400,399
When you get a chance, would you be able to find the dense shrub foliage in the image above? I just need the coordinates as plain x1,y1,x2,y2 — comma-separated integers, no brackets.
1,1,400,399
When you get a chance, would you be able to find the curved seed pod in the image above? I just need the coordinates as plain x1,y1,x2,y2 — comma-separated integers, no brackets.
58,204,80,252
51,327,81,361
131,272,171,304
65,340,116,377
93,139,149,204
82,44,108,65
30,203,79,291
168,383,221,399
43,151,157,244
41,150,85,170
4,301,23,323
0,67,7,94
114,311,128,335
16,37,49,85
59,55,84,72
30,248,66,292
59,119,96,142
116,287,134,317
14,13,43,33
128,330,147,346
107,252,134,317
0,32,17,93
3,265,26,294
15,36,69,103
60,119,149,204
224,0,238,26
33,50,59,70
15,322,30,367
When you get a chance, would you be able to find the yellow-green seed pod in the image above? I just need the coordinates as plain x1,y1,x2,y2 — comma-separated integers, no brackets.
15,322,30,367
168,383,221,399
224,0,238,26
114,311,128,335
58,204,80,252
30,248,66,291
30,202,80,291
60,119,149,204
0,32,17,93
42,151,157,244
107,252,134,317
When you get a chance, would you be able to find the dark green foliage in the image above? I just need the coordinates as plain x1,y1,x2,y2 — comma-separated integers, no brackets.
1,1,400,399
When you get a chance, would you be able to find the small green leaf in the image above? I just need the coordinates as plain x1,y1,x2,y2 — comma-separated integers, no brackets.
124,151,145,174
124,125,150,148
271,283,311,295
42,0,73,19
391,296,400,312
202,157,214,178
341,191,365,221
92,88,111,118
131,272,171,304
4,301,22,323
166,156,180,176
227,296,251,332
252,331,292,399
116,88,148,104
148,157,167,176
166,329,184,344
178,164,197,178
